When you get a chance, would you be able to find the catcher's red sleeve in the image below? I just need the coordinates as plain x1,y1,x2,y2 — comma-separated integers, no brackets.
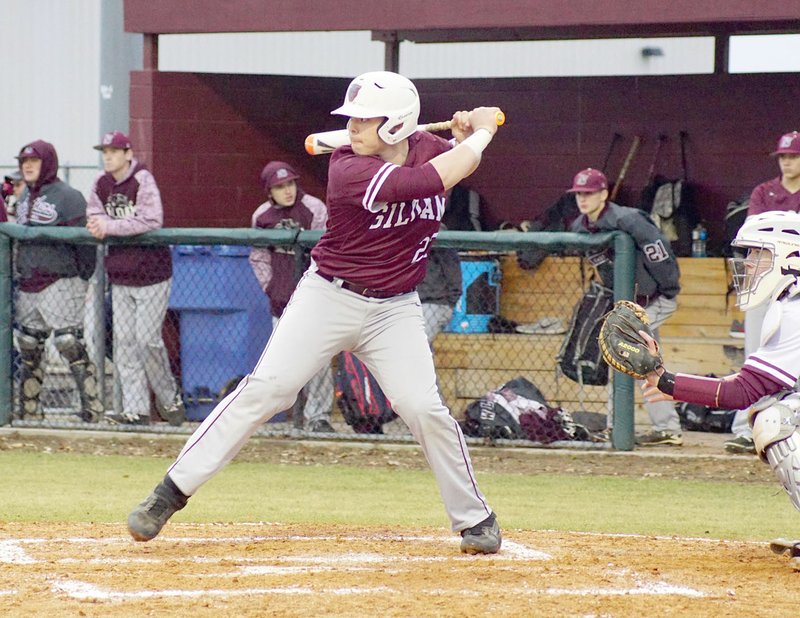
673,367,786,410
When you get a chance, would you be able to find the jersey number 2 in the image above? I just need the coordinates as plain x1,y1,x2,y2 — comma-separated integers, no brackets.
412,233,439,264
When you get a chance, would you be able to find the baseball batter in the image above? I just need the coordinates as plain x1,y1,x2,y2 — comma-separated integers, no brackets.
127,71,503,554
640,210,800,566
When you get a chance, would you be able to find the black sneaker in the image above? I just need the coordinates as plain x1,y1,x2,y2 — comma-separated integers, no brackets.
128,477,188,542
635,430,683,446
159,392,186,427
724,435,756,454
309,418,336,433
107,412,150,426
460,512,502,555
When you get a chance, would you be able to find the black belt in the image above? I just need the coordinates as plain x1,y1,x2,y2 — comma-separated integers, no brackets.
316,270,409,299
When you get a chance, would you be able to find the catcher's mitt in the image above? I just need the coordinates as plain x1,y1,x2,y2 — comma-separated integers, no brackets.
598,300,662,379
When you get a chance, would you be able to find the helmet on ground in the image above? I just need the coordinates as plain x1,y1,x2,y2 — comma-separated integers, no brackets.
331,71,420,145
729,210,800,310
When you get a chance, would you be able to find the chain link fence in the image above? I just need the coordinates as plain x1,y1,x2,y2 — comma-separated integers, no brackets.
0,226,637,449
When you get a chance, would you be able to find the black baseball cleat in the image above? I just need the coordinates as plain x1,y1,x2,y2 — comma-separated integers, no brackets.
460,512,502,555
127,476,188,542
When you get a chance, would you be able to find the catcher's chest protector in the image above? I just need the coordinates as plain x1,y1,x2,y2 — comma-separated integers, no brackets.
558,281,614,386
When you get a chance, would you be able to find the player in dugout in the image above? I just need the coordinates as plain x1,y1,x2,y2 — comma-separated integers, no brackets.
127,71,504,554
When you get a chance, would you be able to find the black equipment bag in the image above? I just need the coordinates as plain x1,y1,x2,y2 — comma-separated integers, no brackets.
677,402,736,433
335,352,397,434
557,280,614,386
722,194,750,257
443,183,487,231
646,131,699,257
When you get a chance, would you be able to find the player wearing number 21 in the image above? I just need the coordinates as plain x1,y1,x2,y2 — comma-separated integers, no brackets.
567,167,682,446
127,71,504,554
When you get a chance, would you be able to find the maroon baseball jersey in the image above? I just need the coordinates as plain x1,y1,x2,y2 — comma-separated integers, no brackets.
311,131,450,294
748,177,800,216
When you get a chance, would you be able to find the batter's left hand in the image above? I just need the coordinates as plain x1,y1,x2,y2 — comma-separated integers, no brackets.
449,110,472,143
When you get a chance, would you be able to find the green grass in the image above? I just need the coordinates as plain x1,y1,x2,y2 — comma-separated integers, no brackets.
1,450,796,541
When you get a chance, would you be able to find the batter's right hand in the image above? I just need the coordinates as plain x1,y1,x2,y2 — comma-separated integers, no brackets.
468,107,502,136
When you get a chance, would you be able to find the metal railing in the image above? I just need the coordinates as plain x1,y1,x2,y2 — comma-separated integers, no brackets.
0,224,636,449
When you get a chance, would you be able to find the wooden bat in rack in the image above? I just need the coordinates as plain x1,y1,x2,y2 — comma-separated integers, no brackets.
305,110,506,155
609,135,641,201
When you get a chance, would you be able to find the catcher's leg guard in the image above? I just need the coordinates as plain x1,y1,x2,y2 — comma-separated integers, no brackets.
750,395,800,511
53,327,104,422
16,326,48,419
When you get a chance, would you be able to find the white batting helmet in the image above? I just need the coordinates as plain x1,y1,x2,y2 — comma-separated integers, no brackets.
331,71,420,145
729,210,800,310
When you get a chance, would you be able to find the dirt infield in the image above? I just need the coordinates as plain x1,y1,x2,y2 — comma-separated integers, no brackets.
1,428,796,616
1,522,799,617
0,427,776,485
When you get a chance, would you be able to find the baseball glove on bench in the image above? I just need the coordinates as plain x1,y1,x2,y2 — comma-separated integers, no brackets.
598,300,662,380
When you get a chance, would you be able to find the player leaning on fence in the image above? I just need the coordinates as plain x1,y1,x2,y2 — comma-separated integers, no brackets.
86,131,185,427
13,140,104,422
126,71,504,554
567,167,682,446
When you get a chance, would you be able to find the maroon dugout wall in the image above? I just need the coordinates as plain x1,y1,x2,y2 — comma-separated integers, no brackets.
131,69,798,254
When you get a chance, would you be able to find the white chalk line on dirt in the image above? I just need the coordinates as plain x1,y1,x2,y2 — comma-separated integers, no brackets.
8,531,708,602
49,579,394,600
0,540,35,564
48,577,706,601
2,534,550,561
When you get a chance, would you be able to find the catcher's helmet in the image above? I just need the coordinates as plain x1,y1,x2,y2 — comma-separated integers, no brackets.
331,71,420,145
730,210,800,310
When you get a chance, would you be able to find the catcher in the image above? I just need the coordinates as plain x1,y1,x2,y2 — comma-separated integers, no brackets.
603,210,800,568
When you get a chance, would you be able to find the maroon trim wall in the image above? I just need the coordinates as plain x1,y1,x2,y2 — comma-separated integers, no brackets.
124,0,800,35
132,71,798,254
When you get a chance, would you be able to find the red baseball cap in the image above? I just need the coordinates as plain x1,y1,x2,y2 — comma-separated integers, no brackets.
15,144,43,160
772,131,800,156
260,161,300,191
567,168,608,193
93,131,132,151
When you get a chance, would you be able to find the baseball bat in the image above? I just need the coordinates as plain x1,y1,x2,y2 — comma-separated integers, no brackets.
609,135,641,201
304,110,506,156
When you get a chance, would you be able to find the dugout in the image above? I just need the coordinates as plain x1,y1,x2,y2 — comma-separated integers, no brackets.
123,1,800,255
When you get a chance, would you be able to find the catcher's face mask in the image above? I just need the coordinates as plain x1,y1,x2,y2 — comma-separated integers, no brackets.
729,245,774,310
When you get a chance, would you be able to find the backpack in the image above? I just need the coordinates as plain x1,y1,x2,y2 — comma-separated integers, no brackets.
462,376,588,443
722,194,750,257
557,280,614,386
462,376,550,440
334,352,397,434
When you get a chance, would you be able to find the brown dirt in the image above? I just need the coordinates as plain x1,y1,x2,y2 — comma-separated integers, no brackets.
1,428,793,617
1,522,799,617
0,427,772,484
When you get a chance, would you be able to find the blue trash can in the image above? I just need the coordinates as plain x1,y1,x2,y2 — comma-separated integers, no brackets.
169,245,273,420
444,259,501,333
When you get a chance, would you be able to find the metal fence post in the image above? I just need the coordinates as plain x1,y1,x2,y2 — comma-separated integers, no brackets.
0,232,12,425
611,231,637,451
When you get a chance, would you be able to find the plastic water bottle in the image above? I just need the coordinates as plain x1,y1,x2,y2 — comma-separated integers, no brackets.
691,224,708,257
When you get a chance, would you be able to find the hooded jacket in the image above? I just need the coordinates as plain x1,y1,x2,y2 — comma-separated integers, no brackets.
15,140,96,292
